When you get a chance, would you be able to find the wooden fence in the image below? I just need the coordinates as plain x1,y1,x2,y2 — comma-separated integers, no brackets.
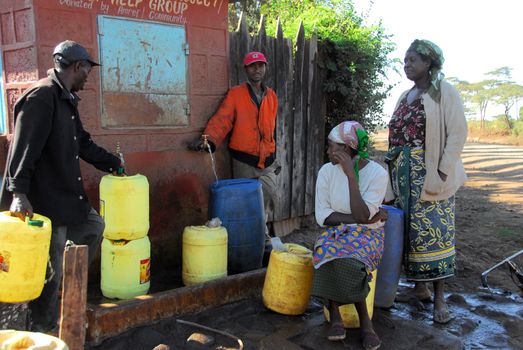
229,14,325,222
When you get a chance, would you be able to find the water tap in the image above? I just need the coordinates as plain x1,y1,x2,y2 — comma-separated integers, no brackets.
116,142,125,174
201,134,210,150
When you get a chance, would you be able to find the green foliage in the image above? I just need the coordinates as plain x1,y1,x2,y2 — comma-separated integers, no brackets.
492,82,523,121
230,0,395,132
319,37,394,131
512,120,523,137
486,66,513,82
452,78,497,125
229,2,260,33
492,115,511,133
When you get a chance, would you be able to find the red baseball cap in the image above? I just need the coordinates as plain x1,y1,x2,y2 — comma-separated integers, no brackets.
243,52,267,66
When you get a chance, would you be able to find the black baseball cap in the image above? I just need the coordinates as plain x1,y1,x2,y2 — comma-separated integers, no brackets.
53,40,100,66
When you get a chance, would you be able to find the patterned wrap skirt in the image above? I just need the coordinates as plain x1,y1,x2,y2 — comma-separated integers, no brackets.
387,146,456,281
311,224,384,303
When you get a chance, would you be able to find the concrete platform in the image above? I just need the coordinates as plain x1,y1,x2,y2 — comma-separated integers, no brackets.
86,269,266,345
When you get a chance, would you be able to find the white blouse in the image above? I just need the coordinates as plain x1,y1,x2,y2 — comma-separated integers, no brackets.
315,160,389,229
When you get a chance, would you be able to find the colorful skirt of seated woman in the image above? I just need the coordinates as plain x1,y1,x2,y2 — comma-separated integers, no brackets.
311,224,384,304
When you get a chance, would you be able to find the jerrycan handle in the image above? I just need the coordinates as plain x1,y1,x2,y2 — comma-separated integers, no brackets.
16,213,44,227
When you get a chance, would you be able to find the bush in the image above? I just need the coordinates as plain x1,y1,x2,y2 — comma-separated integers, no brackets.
512,120,523,137
260,0,395,133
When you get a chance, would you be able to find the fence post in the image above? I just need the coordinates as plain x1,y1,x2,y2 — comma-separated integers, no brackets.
59,244,88,349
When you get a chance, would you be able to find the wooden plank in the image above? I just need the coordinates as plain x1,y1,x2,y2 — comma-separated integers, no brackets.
281,37,294,219
264,40,276,98
254,14,266,52
304,35,318,215
301,39,311,215
272,217,300,237
59,245,88,349
273,19,293,221
315,65,327,189
291,23,306,218
86,269,266,346
314,33,326,189
237,12,250,83
229,31,240,86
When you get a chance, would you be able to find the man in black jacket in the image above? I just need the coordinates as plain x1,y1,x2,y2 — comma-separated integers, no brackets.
0,40,123,332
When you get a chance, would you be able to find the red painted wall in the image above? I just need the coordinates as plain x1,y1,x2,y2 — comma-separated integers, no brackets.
0,0,232,277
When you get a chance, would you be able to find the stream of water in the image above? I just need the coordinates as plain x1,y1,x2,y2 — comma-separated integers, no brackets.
206,144,219,182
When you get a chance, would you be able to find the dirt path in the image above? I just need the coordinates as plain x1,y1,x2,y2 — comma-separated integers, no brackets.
453,142,523,293
88,138,523,350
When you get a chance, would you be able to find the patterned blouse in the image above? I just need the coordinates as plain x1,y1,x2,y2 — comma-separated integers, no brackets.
388,94,426,148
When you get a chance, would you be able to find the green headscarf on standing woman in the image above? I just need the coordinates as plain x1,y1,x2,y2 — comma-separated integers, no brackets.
408,39,445,102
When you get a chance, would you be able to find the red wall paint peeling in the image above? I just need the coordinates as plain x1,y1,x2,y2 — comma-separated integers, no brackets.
0,0,231,275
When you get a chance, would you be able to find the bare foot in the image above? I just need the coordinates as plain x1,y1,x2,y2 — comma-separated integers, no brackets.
434,298,452,324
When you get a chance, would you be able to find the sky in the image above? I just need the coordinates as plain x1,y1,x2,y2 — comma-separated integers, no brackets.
351,0,523,121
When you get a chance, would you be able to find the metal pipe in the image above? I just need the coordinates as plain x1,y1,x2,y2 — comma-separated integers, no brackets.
481,249,523,288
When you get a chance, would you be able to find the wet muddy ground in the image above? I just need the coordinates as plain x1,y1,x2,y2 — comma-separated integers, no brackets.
88,284,522,350
87,140,523,349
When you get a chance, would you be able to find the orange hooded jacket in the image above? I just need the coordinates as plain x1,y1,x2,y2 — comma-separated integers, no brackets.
204,82,278,169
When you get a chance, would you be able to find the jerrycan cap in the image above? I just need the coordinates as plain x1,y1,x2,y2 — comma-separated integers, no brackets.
28,219,44,227
113,239,129,246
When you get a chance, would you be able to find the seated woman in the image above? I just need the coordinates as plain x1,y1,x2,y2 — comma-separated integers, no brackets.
312,121,388,350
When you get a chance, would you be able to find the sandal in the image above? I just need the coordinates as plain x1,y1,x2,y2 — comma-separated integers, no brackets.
327,323,346,341
361,330,381,350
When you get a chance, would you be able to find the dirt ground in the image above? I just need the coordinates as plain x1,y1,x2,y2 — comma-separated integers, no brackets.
86,134,523,350
376,132,523,295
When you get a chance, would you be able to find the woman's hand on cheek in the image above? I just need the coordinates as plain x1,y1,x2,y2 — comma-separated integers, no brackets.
336,151,354,175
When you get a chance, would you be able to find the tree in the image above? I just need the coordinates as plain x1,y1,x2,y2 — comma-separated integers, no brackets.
492,83,523,129
484,67,523,129
486,66,513,83
259,0,395,132
451,78,497,129
228,1,266,32
451,66,523,131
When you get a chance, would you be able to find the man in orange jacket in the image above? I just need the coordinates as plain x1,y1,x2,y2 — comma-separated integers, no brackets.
191,51,280,219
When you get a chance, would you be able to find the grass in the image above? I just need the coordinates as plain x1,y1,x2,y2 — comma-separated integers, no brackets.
497,228,520,238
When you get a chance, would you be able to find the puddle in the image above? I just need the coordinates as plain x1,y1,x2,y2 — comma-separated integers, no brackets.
392,281,523,349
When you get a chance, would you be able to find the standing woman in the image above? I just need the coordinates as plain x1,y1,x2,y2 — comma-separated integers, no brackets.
386,39,467,323
313,121,388,349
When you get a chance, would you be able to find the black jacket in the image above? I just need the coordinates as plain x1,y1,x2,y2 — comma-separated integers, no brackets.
0,69,120,226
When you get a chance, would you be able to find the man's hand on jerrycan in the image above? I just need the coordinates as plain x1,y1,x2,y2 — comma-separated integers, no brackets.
9,193,34,221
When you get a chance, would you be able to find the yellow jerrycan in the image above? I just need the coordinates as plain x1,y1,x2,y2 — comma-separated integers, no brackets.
323,269,378,328
182,225,228,286
0,212,52,303
0,330,68,349
262,243,314,315
99,174,149,240
101,236,151,299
